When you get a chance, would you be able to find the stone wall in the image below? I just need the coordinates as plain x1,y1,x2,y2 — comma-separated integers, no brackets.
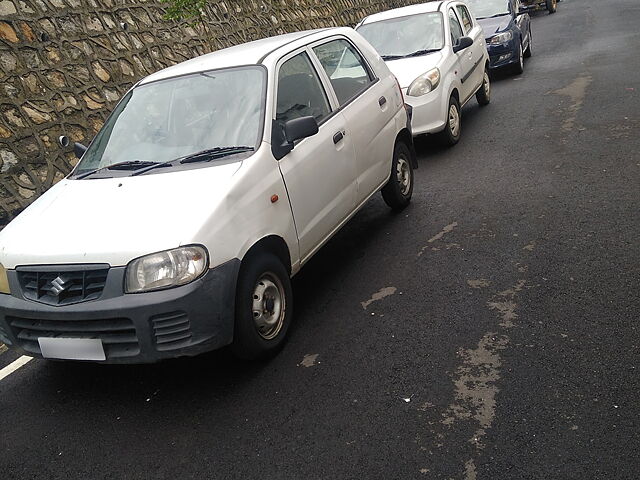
0,0,420,226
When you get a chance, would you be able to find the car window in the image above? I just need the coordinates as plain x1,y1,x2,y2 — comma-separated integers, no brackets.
465,0,510,19
276,52,331,126
449,9,464,46
356,13,445,59
312,39,374,106
456,5,474,33
76,67,265,174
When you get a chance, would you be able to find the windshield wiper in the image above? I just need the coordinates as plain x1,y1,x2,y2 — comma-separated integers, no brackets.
477,12,510,19
130,146,254,177
76,160,160,179
179,146,254,164
381,54,405,60
404,48,441,57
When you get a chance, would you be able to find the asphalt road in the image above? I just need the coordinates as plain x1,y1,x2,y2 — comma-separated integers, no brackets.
1,0,639,478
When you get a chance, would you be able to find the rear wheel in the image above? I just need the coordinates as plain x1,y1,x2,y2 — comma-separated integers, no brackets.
382,141,413,210
546,0,557,13
232,253,292,360
476,68,491,106
438,95,461,146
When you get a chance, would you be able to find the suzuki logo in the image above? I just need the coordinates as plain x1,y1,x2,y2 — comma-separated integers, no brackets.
48,276,70,296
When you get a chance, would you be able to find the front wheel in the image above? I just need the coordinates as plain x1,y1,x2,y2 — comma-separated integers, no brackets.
476,68,491,106
382,141,413,211
546,0,557,13
231,253,293,360
512,42,524,75
438,95,461,146
524,28,532,58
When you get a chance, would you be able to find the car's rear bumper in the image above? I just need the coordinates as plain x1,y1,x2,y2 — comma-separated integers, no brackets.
0,260,240,364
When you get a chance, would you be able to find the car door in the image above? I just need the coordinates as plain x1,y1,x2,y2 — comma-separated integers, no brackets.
274,49,357,261
449,6,475,103
311,37,398,203
455,3,486,91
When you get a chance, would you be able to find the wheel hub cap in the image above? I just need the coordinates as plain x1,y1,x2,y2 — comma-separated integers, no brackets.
396,156,411,196
252,274,285,340
449,105,460,137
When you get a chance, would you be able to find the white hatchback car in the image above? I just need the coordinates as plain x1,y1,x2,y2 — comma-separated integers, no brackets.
0,28,416,363
356,1,491,145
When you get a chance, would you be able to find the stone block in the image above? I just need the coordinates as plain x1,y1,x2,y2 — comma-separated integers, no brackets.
0,21,19,43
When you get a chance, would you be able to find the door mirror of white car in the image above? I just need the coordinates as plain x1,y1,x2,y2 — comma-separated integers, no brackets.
58,135,88,159
453,36,473,53
271,116,320,160
284,116,319,143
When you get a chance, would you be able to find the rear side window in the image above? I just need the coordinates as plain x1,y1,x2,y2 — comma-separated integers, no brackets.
312,39,374,106
456,5,473,33
449,9,464,45
276,52,331,125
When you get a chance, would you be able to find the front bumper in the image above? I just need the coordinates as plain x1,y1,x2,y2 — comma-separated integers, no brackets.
486,39,518,69
0,259,240,364
404,89,446,135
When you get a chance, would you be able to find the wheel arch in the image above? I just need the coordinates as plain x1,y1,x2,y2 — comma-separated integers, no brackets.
451,88,460,103
241,235,292,276
395,127,417,169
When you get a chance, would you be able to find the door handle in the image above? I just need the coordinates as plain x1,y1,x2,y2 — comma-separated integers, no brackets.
333,131,344,144
378,96,387,107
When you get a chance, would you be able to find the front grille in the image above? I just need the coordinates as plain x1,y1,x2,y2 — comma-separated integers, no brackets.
17,265,109,306
151,311,192,351
8,316,140,358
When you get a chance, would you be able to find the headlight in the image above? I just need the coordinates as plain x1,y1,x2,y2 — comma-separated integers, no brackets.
0,264,10,295
125,246,208,293
407,68,440,97
489,31,513,45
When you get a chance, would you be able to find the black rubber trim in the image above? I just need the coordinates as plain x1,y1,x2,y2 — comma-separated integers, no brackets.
461,56,484,84
257,29,332,63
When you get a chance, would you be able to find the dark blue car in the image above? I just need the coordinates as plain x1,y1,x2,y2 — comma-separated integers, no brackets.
465,0,532,74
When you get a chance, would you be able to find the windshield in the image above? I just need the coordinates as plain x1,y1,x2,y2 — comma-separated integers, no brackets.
74,66,265,176
465,0,510,19
357,13,444,59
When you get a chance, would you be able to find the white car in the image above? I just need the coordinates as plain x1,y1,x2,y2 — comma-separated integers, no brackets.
0,28,416,363
356,0,491,145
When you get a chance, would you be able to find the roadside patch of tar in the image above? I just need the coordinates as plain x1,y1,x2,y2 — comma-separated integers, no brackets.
419,222,458,256
361,286,396,310
299,353,319,368
467,279,490,289
551,74,593,131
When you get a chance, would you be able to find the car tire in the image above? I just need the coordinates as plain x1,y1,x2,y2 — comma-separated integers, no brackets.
382,140,413,211
512,42,524,75
438,95,461,146
231,252,293,360
546,0,557,13
476,67,491,106
524,28,532,58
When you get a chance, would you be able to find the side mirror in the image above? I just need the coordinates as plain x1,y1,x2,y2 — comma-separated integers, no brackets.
58,135,87,159
284,116,319,143
453,36,473,53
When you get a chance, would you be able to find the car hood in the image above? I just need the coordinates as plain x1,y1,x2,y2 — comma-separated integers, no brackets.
385,51,444,89
0,161,243,268
477,15,513,37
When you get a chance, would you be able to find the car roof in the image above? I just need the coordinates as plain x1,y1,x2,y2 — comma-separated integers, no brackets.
140,28,332,85
359,1,447,25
